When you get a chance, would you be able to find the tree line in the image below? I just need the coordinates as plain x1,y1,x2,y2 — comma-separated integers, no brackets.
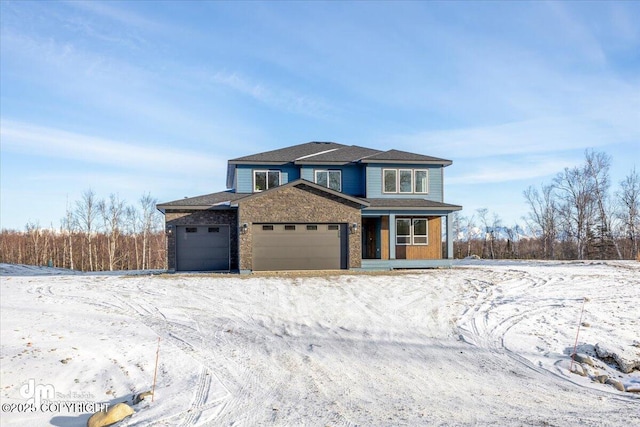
1,150,638,270
0,190,167,271
451,150,640,261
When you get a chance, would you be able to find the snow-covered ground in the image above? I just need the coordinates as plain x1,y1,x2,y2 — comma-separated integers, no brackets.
1,260,639,426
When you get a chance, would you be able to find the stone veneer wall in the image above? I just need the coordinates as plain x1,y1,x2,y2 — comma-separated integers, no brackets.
237,185,362,271
164,210,238,271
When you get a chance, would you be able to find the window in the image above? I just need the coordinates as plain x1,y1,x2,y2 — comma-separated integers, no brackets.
396,219,411,244
383,168,429,194
186,227,197,233
284,225,296,231
399,169,413,193
328,225,339,231
254,170,280,192
396,218,429,245
208,227,220,233
315,170,342,191
383,169,397,193
413,219,428,244
414,170,428,194
306,225,318,231
262,225,274,231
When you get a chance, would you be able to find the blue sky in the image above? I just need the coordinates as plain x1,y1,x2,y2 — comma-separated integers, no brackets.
1,1,639,231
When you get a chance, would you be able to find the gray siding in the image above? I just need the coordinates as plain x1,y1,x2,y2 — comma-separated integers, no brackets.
366,164,443,201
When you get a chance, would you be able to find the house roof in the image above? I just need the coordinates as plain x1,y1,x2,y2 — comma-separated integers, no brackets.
156,191,246,211
229,141,347,165
362,198,462,211
360,149,452,165
228,142,451,166
157,180,370,212
294,145,383,165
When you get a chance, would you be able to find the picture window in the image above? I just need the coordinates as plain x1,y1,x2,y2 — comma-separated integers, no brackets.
254,170,281,192
383,169,429,194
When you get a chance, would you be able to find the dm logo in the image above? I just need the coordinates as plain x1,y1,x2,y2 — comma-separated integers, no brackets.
20,379,55,406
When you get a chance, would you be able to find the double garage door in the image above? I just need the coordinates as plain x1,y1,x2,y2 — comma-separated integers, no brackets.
253,223,348,271
176,225,230,271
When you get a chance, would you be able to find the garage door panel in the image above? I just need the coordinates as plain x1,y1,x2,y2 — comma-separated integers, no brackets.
176,225,230,271
252,224,345,271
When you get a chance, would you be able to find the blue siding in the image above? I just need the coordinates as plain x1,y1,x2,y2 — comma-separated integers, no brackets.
236,166,253,193
235,165,300,193
365,164,443,201
301,165,364,196
300,166,314,182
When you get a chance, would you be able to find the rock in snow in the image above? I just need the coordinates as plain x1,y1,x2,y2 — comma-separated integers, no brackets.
86,402,134,427
595,341,640,374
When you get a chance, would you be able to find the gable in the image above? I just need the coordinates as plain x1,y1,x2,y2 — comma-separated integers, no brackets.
236,183,363,227
232,179,368,210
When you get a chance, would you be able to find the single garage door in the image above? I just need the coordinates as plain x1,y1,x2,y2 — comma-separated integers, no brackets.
176,225,230,271
252,223,347,271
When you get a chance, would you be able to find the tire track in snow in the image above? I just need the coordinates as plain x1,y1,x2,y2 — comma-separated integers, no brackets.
109,290,233,425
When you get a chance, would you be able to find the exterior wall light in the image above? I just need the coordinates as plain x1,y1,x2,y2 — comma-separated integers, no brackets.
349,222,358,234
240,223,249,234
166,225,174,235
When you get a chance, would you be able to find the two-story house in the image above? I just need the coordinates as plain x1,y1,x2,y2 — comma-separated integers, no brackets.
156,142,462,272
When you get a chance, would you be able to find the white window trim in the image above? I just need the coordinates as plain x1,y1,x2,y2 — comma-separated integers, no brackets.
396,218,429,245
382,168,429,194
314,169,342,192
412,218,429,245
383,169,397,194
253,170,281,192
414,169,429,194
396,218,411,245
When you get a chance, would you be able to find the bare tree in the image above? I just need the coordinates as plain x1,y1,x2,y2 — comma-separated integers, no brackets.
25,221,41,265
61,199,76,270
584,150,621,259
617,167,640,259
99,194,125,271
463,214,478,257
125,205,140,269
76,189,99,271
139,193,158,270
476,208,493,259
523,184,558,259
553,163,595,260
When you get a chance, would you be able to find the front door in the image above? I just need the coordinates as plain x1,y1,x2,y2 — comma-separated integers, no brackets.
362,217,379,259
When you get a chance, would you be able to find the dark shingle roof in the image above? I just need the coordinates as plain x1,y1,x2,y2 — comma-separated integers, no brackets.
361,149,452,165
229,143,452,166
295,145,383,164
229,142,346,164
363,198,462,211
157,191,245,209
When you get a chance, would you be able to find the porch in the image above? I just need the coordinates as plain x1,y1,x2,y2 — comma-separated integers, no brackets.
359,208,457,270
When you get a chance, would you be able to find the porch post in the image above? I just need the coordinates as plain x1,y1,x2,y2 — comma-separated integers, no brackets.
389,214,396,259
446,213,454,259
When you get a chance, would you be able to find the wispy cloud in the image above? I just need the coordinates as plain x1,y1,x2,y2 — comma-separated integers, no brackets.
64,0,166,34
211,71,336,118
387,108,639,161
0,120,222,175
447,155,573,185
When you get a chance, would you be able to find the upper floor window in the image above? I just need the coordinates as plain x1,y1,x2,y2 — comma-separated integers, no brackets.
383,168,428,194
254,170,280,192
315,170,342,192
